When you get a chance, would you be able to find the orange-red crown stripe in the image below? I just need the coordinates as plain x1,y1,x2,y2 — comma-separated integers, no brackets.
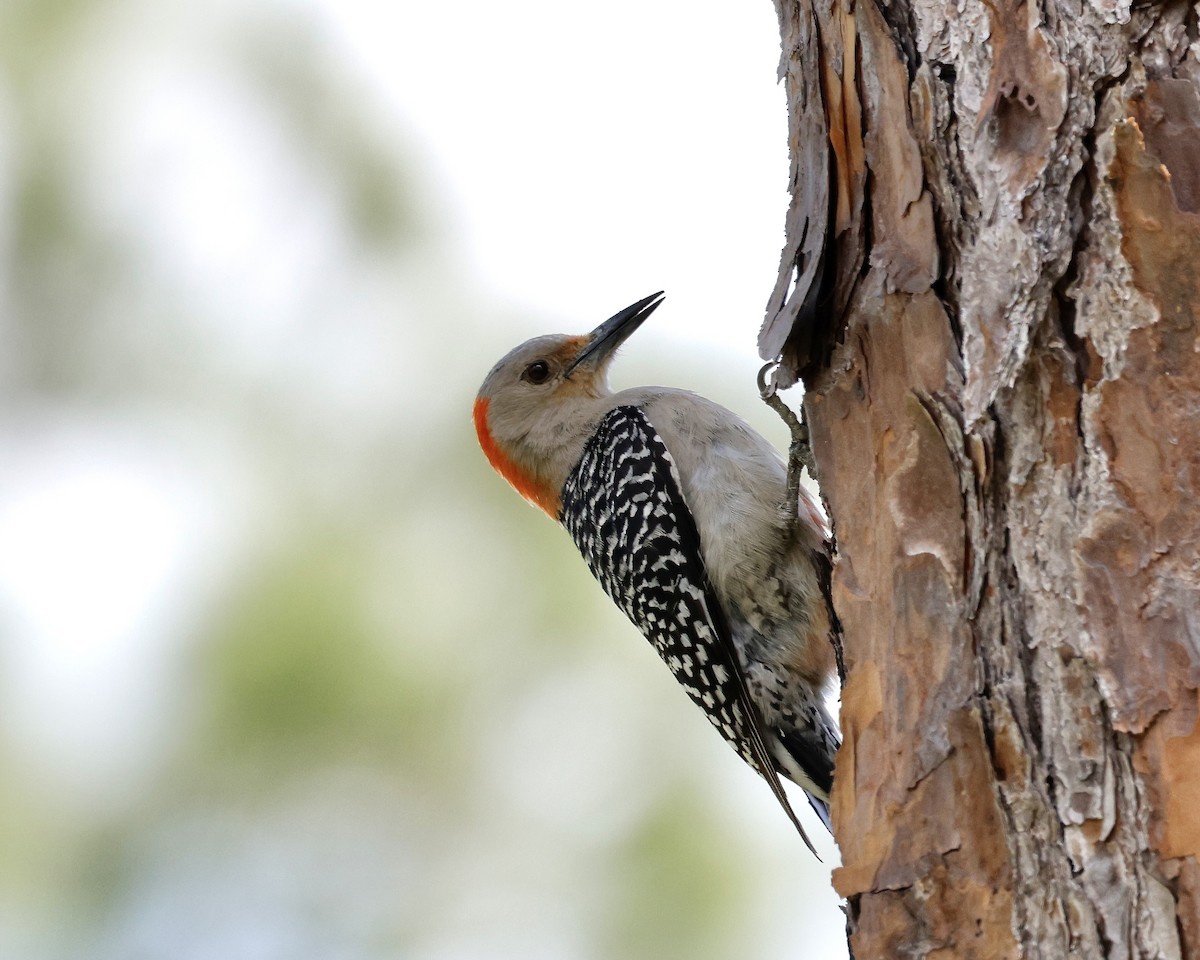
473,396,559,518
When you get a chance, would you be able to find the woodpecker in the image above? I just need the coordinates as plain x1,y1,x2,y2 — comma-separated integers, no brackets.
474,292,839,851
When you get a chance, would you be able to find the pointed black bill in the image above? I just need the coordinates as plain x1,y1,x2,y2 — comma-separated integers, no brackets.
565,292,665,377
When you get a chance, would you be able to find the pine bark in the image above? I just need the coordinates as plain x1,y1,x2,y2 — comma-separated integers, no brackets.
763,1,1200,956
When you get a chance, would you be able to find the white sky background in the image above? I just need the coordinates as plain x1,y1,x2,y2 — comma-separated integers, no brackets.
350,4,846,954
0,0,793,798
323,0,793,357
0,0,850,956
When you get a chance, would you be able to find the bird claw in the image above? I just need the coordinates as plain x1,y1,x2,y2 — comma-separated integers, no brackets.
757,361,780,400
757,360,815,536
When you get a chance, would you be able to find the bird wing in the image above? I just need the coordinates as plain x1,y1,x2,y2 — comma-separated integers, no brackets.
559,405,818,854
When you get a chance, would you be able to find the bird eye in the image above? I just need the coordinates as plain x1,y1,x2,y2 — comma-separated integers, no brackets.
523,360,552,384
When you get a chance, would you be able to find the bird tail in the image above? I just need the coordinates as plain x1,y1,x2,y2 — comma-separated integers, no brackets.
807,794,833,834
775,712,839,836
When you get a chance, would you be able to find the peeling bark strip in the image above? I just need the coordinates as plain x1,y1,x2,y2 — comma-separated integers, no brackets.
766,0,1200,957
760,0,832,382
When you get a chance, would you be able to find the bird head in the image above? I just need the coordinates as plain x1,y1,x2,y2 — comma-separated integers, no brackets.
473,292,664,516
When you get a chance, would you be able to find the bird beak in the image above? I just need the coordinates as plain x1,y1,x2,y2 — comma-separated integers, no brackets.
565,292,665,378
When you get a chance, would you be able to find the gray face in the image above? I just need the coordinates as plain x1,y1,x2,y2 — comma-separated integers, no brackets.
474,294,663,500
478,293,663,421
478,334,580,401
475,332,607,453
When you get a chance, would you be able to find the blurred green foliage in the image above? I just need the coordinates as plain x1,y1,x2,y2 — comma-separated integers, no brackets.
200,531,420,765
0,2,841,958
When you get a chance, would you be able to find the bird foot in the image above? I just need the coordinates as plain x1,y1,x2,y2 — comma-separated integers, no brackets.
758,361,815,533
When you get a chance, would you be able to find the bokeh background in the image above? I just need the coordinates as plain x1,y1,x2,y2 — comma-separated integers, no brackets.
0,1,848,957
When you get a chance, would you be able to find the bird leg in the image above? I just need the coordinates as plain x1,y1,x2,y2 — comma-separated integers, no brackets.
758,361,815,534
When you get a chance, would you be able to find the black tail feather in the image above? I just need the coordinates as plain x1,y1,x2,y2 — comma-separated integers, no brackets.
807,793,833,834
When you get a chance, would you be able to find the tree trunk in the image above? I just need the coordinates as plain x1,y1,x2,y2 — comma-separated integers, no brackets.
763,0,1200,956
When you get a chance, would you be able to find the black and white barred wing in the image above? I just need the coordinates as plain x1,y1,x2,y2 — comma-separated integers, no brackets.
559,405,815,850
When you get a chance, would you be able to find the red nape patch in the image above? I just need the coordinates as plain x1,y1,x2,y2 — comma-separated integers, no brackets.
472,396,559,517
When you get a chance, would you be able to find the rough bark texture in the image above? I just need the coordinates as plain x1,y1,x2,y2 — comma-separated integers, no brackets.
763,1,1200,957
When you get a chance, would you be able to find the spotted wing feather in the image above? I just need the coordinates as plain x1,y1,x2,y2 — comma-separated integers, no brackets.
559,405,816,851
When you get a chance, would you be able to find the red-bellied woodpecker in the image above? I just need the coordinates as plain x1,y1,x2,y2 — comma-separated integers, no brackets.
474,292,839,851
